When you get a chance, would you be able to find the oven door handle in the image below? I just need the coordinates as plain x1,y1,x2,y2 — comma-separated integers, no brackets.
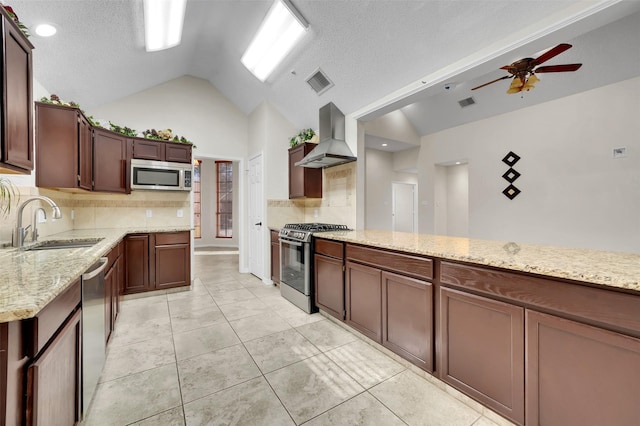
279,238,303,247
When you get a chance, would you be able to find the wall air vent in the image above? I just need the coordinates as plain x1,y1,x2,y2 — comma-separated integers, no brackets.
306,68,334,95
458,97,476,108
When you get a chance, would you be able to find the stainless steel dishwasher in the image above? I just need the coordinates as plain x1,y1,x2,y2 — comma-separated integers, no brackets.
81,257,108,418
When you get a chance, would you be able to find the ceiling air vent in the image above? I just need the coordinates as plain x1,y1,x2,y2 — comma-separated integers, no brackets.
458,97,476,108
306,68,334,95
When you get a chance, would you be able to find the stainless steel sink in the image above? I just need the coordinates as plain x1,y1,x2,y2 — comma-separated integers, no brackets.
23,238,104,251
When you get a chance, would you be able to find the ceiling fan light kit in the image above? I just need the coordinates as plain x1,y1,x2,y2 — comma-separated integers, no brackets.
472,43,582,94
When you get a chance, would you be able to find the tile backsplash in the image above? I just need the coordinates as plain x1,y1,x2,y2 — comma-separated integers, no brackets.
0,187,190,245
267,162,356,229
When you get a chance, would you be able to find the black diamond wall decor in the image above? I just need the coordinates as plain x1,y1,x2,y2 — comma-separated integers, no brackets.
503,184,521,200
502,168,521,183
502,151,521,167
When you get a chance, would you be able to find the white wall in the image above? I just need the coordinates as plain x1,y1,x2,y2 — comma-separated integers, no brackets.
419,76,640,253
365,148,418,231
364,109,420,145
90,75,249,160
445,164,469,237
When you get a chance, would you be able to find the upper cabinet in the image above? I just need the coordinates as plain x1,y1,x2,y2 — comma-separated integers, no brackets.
132,139,192,164
0,9,34,174
289,143,322,199
36,102,132,193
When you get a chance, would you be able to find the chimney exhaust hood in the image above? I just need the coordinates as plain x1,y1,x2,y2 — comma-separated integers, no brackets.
295,102,356,168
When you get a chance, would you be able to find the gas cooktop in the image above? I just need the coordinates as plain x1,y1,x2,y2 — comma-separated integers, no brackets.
279,223,349,243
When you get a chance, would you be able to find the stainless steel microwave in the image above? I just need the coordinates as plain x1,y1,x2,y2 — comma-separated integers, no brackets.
131,159,193,191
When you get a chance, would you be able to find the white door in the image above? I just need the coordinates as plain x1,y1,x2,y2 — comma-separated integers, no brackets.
392,182,416,233
248,154,264,278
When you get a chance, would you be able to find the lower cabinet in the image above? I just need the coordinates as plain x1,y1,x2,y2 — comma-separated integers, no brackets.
26,309,81,426
525,310,640,425
124,231,191,295
314,238,345,319
345,261,382,342
104,241,123,344
440,287,525,424
270,230,280,284
382,271,433,372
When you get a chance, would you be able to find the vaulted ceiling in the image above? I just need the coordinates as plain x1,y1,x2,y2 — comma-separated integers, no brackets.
11,1,640,149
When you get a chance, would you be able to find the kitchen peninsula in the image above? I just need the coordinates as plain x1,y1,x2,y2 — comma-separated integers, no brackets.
0,227,191,424
314,230,640,425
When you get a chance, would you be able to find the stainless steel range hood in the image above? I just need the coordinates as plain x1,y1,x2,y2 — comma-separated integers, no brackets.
295,102,356,168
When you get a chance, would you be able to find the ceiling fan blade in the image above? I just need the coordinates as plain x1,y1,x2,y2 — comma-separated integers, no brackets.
471,75,511,91
532,43,572,66
535,64,582,73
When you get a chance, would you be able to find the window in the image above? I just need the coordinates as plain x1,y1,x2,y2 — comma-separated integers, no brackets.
193,160,201,239
216,161,233,238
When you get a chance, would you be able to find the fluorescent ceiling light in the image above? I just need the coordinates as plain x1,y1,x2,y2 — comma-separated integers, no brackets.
34,23,56,37
143,0,186,52
241,0,308,82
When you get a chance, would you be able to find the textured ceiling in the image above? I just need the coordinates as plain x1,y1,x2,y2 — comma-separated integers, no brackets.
10,0,640,149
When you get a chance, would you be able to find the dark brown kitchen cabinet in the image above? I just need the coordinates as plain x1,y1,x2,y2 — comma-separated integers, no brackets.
92,128,130,193
36,103,86,189
345,260,382,343
382,271,433,371
104,241,123,344
124,234,150,293
270,230,280,284
124,232,191,295
289,143,322,199
132,139,192,164
0,321,26,425
0,8,34,174
440,287,525,425
314,238,344,319
26,309,81,426
526,309,640,426
154,232,190,290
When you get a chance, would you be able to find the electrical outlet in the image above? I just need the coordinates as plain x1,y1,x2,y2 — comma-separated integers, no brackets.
613,147,627,158
314,208,319,218
177,209,184,218
146,209,153,218
71,209,75,220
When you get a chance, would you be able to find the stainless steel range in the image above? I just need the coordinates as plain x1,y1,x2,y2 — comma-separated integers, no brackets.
279,223,349,313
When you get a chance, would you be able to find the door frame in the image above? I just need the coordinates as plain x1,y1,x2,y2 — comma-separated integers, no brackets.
392,181,417,232
248,152,264,278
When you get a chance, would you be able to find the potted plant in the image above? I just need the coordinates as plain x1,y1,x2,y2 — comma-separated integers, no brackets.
0,177,18,218
289,128,318,147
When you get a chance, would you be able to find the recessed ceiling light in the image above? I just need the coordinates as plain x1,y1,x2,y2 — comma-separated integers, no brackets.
382,143,388,147
143,0,187,52
35,23,56,37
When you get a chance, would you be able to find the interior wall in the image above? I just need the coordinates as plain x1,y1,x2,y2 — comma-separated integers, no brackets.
445,163,469,237
419,76,640,253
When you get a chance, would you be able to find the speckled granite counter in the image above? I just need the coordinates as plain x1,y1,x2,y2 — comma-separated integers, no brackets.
0,227,191,323
316,230,640,293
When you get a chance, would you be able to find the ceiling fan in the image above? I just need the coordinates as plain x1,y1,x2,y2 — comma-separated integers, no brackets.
471,43,582,94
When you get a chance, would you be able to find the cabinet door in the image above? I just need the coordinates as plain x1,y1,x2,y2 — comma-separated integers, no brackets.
35,104,78,188
345,261,382,342
288,143,322,199
155,243,190,290
440,287,524,425
165,143,192,163
124,234,150,294
271,241,280,284
113,255,122,325
93,129,129,193
26,309,81,426
132,139,165,161
382,271,433,371
1,15,33,172
315,254,344,319
526,310,640,426
78,114,93,190
104,265,114,344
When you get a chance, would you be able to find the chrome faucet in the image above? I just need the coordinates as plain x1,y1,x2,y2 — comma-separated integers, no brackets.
32,208,46,242
13,196,62,247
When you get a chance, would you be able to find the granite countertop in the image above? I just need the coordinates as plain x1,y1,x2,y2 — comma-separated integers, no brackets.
0,227,191,323
316,230,640,293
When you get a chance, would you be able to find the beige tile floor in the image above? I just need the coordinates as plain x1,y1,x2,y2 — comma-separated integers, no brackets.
83,253,511,426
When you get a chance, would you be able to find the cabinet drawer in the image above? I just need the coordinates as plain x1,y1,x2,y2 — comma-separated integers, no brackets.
155,231,189,245
440,261,640,338
346,244,432,280
25,279,81,357
315,239,343,259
